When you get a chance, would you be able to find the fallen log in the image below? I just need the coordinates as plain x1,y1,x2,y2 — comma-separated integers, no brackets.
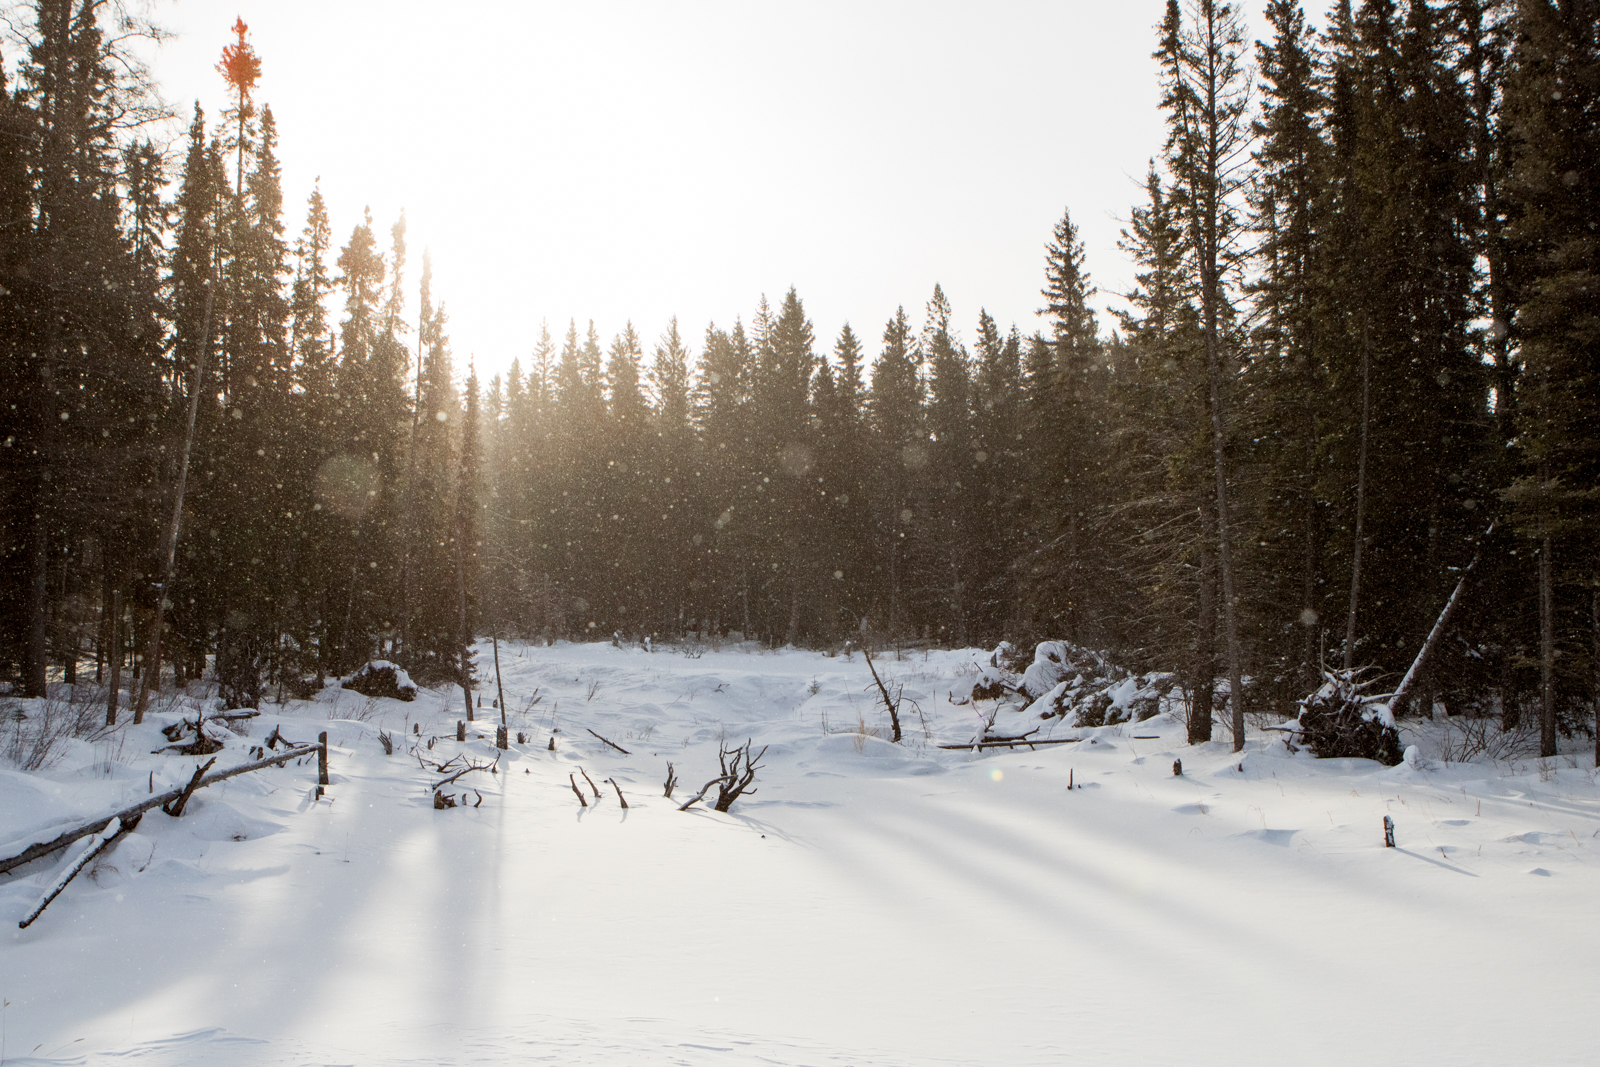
936,737,1084,751
0,742,323,878
19,815,130,929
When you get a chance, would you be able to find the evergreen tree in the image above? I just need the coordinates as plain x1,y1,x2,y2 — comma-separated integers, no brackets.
1502,0,1600,756
1157,0,1254,749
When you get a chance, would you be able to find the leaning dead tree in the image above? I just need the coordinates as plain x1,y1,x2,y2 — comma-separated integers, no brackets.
1382,523,1495,719
862,648,903,743
678,740,767,813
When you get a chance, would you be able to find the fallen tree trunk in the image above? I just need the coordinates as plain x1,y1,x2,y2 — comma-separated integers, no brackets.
20,816,128,928
19,815,130,929
936,737,1084,750
0,742,323,877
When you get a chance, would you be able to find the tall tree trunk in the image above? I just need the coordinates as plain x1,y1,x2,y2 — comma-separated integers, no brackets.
1190,501,1218,744
105,587,122,727
455,528,474,721
135,284,215,723
1540,534,1556,758
1343,313,1373,672
1202,261,1246,751
1591,580,1598,770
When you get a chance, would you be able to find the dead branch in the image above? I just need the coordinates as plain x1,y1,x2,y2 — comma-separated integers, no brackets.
608,778,629,809
569,773,588,807
1,744,322,876
663,761,678,798
579,766,602,799
585,728,631,755
19,815,131,929
935,737,1084,750
862,648,903,743
712,740,766,812
676,777,718,811
162,757,219,817
433,756,498,793
677,740,769,814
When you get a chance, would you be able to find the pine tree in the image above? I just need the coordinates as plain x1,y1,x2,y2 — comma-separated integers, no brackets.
1243,0,1333,695
1022,209,1112,646
1502,0,1600,757
1157,0,1254,749
868,307,924,638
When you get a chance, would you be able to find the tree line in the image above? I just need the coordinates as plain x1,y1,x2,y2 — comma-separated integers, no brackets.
2,1,1595,756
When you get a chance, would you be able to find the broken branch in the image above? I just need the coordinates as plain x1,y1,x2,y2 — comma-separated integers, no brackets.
585,728,630,754
19,815,130,929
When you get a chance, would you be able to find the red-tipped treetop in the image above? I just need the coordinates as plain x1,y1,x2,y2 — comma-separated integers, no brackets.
217,17,262,107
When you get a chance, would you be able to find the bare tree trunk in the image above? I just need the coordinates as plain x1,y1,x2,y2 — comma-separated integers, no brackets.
1343,312,1372,673
1203,286,1246,751
399,324,425,662
455,529,474,721
493,633,506,727
135,284,215,724
1540,534,1556,758
1591,580,1598,769
105,588,122,727
1190,501,1217,745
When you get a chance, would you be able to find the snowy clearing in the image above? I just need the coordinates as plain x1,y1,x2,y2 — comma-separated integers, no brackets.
3,641,1598,1066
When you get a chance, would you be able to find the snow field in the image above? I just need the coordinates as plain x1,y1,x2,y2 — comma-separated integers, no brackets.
3,641,1598,1065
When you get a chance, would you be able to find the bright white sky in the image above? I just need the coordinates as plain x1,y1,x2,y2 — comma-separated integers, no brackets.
138,0,1334,384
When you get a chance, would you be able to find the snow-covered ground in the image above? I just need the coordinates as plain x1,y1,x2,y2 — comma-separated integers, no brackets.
3,641,1598,1066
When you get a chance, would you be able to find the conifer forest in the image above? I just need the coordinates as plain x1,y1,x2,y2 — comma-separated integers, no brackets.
1,0,1597,755
6,4,1600,1064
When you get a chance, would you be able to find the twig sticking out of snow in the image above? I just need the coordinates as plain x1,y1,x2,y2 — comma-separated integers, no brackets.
163,757,219,817
569,773,588,808
608,778,629,809
20,816,128,929
579,766,602,799
678,740,767,813
862,649,903,743
663,761,677,798
585,728,630,755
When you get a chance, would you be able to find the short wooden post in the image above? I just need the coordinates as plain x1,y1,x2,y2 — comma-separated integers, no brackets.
496,724,508,750
1383,814,1395,847
1173,758,1182,776
457,721,466,742
318,731,330,786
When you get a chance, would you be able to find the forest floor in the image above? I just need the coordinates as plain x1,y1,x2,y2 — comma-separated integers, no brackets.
2,640,1598,1066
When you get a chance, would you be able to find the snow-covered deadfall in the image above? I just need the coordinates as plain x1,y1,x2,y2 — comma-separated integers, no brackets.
2,640,1597,1066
